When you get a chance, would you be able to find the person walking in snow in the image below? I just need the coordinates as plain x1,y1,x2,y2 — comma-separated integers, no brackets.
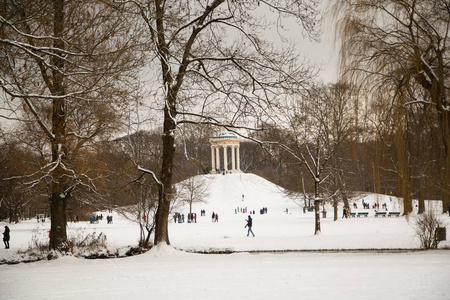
3,226,10,249
245,215,255,237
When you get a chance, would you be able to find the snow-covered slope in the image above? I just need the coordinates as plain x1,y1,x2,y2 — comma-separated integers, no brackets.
168,173,449,252
175,173,297,218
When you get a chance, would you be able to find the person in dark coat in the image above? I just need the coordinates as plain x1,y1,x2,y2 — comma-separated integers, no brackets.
245,215,255,237
3,226,10,249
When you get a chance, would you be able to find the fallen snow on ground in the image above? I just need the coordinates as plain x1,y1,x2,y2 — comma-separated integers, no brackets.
1,173,449,299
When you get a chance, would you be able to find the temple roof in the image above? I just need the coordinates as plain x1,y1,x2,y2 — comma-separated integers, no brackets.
213,131,238,139
210,131,240,143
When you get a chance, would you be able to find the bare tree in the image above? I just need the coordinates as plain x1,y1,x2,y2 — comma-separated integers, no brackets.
335,0,450,213
0,0,143,251
127,0,320,245
264,82,355,234
114,178,159,249
177,175,209,216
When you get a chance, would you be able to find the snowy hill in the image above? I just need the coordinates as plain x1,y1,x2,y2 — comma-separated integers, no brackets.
168,173,449,252
174,173,410,219
175,173,297,218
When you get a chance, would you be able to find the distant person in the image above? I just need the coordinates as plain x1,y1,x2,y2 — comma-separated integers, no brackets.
245,215,255,237
212,212,215,222
3,226,10,249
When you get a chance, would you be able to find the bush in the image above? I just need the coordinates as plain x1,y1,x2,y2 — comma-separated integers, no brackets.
15,229,49,262
68,230,110,258
410,210,447,249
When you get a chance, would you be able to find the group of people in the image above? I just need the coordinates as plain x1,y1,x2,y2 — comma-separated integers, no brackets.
303,206,315,213
90,214,103,224
173,213,184,223
36,215,46,223
172,209,256,237
173,212,199,223
68,215,80,223
106,215,113,224
187,213,197,223
212,212,219,222
235,207,248,214
90,214,113,224
344,201,393,218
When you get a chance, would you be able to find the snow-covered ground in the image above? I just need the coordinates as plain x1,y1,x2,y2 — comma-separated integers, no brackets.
1,173,449,299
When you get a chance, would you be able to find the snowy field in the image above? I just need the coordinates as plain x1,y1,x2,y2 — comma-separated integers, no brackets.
1,173,449,299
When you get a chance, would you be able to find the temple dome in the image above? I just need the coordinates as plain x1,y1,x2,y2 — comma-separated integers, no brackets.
211,131,238,140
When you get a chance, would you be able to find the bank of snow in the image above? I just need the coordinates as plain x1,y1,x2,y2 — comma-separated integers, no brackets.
1,173,450,299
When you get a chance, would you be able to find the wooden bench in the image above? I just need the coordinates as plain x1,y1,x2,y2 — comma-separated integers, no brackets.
350,212,356,218
375,211,387,217
388,212,400,217
357,212,369,218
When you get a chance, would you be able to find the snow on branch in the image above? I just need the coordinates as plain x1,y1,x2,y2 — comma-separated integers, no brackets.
137,166,163,187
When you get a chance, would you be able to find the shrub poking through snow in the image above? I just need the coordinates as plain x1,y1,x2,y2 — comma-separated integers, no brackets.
69,231,109,258
410,210,447,249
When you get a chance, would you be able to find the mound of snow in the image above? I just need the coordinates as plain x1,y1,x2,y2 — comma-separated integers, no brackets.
175,173,297,218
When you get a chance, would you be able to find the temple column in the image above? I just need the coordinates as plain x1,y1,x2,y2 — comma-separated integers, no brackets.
211,146,216,171
237,145,241,171
231,145,236,171
223,145,228,172
215,146,220,171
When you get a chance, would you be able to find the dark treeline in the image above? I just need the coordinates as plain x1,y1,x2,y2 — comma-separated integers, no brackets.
1,108,445,223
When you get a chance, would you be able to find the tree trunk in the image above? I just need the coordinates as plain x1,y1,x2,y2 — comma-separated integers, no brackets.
154,100,176,245
342,195,349,209
49,0,69,252
49,192,68,251
333,195,338,221
314,199,321,234
417,177,425,214
314,180,320,234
